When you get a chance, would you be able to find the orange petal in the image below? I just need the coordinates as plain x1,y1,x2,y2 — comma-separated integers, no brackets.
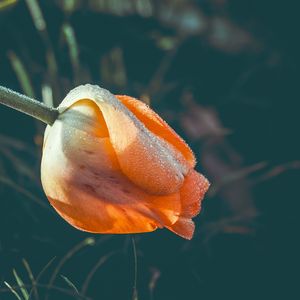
116,95,196,168
41,85,210,239
46,174,181,234
166,170,210,239
41,96,182,234
179,169,210,218
166,218,195,240
58,85,191,195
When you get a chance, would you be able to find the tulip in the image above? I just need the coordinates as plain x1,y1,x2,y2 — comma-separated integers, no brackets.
0,84,209,239
40,85,209,239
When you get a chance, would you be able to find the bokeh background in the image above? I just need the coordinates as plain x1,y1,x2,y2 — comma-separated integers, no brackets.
0,0,299,299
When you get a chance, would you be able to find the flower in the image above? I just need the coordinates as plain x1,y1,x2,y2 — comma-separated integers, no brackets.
41,84,209,239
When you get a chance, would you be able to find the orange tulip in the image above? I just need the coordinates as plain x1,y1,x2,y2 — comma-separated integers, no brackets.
41,84,209,239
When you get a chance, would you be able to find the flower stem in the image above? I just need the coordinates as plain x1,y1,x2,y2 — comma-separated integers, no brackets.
0,86,58,125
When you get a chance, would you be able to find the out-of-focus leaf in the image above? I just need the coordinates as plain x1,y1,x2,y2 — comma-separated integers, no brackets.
55,0,259,54
135,0,153,17
207,17,258,53
3,282,22,300
208,162,268,196
61,275,80,296
62,22,81,85
0,0,18,11
157,2,207,35
153,35,179,51
13,269,29,300
251,161,300,186
25,0,45,32
89,0,153,17
46,238,95,300
81,251,117,295
22,259,39,300
180,93,258,221
28,256,56,299
56,0,81,15
180,94,229,139
7,51,35,98
42,83,54,107
202,215,257,243
25,0,60,103
149,268,160,300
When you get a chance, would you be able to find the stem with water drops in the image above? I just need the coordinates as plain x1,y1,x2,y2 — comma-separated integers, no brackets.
0,86,58,125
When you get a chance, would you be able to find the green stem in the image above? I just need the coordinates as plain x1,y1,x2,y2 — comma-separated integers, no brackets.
0,86,58,125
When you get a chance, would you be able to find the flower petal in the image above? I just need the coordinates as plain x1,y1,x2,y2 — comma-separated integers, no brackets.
59,84,190,195
166,218,195,240
41,97,182,234
165,170,210,239
41,85,209,239
179,169,210,218
116,95,196,168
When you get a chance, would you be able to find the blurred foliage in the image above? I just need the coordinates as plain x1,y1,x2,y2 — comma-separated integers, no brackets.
0,0,18,11
1,0,300,299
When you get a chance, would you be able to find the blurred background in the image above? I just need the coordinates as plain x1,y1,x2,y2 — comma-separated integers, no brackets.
0,0,299,299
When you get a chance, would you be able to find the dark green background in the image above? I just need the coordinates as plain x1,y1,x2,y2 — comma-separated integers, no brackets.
0,1,299,299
